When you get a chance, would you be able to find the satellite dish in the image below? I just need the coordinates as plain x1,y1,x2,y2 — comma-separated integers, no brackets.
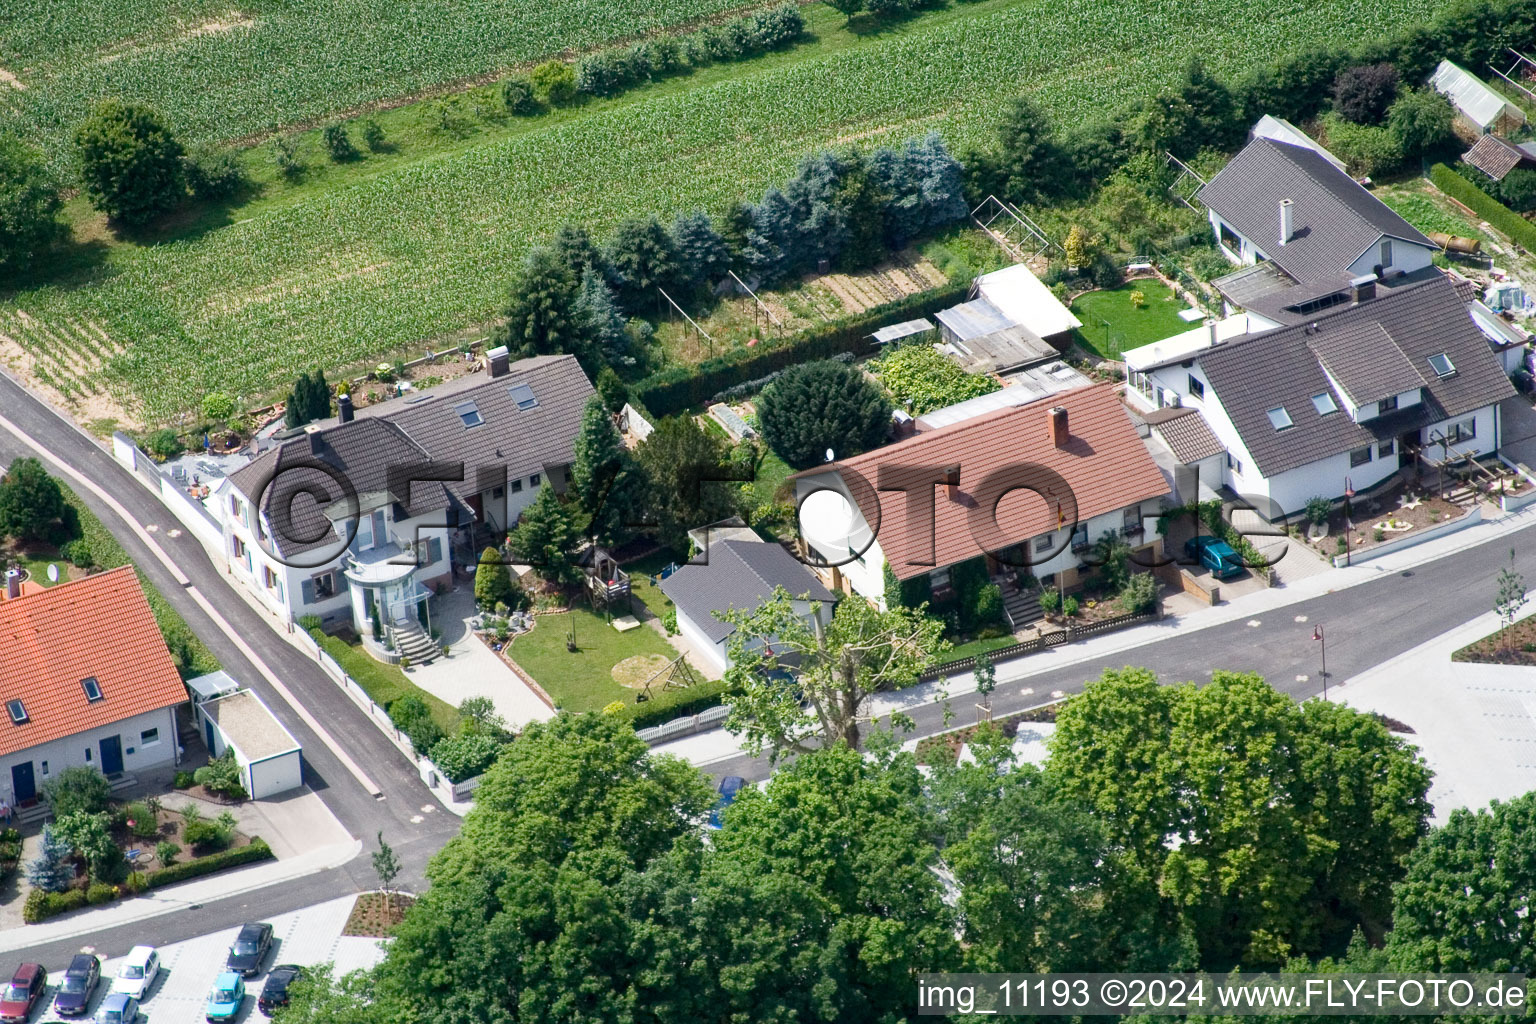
46,564,59,583
824,448,835,463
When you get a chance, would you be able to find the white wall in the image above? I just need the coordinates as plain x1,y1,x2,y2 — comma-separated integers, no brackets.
246,751,303,800
1346,240,1435,279
676,613,729,674
0,707,178,803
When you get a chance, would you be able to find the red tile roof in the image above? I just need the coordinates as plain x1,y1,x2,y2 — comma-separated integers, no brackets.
806,384,1168,580
0,567,187,758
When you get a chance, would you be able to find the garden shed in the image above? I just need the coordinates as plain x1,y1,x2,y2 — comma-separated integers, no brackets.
1430,60,1527,137
191,682,303,800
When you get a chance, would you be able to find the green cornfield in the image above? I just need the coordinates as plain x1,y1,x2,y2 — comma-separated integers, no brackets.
0,0,1445,423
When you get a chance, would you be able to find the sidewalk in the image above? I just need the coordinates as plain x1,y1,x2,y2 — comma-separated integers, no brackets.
654,499,1536,767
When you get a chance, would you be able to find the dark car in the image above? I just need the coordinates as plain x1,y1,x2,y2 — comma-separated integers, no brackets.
0,964,45,1024
257,965,305,1016
707,776,747,829
1185,535,1246,580
226,922,274,977
53,954,100,1017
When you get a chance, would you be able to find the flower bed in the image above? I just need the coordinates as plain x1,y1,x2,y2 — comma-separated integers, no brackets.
1452,615,1536,666
914,701,1066,766
24,838,271,923
343,891,416,937
1300,489,1466,559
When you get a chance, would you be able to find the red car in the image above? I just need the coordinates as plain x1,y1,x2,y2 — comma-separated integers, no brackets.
0,964,45,1024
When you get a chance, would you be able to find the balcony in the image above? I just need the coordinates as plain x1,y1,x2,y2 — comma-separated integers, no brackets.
343,541,421,585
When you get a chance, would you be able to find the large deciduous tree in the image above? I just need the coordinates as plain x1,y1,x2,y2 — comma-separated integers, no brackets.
757,359,891,469
0,134,62,272
74,99,186,227
1332,62,1400,124
633,414,742,552
719,589,946,759
0,457,68,543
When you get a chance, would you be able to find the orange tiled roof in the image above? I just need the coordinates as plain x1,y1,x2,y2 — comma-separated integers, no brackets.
807,384,1169,580
0,566,187,758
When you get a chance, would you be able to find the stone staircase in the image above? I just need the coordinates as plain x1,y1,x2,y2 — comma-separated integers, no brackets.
1003,585,1042,631
392,620,439,665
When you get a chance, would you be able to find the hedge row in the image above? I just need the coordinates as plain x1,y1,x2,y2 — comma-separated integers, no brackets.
576,5,803,99
635,281,971,416
145,837,273,888
1430,163,1536,252
23,839,273,923
621,678,735,730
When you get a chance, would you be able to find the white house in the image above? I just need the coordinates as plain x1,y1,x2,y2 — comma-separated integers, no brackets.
793,384,1170,609
189,676,303,801
0,567,186,808
1199,128,1438,329
659,537,835,674
1123,275,1515,518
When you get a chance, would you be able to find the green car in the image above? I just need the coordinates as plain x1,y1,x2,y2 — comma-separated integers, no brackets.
1185,535,1245,580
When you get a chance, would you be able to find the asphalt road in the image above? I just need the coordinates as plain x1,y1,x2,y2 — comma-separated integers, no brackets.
0,372,460,964
702,520,1536,782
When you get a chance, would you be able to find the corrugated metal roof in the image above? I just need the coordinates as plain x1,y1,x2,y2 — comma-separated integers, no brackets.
935,297,1012,341
872,318,936,344
1463,134,1526,181
974,264,1082,338
1431,60,1526,129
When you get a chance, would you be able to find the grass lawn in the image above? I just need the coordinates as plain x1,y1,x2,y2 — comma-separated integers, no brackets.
937,633,1019,666
1071,279,1192,360
752,448,795,507
505,605,681,713
1378,185,1488,242
313,632,461,734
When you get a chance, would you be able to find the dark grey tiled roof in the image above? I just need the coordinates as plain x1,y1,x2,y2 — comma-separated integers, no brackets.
358,355,595,488
1198,138,1433,283
1195,276,1514,480
226,419,467,557
659,539,834,645
1306,322,1426,406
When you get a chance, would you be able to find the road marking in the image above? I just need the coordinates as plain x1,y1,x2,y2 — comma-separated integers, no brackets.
1295,615,1308,622
0,411,382,800
1297,675,1309,682
1051,689,1065,698
145,523,158,532
1247,619,1262,627
1020,687,1034,696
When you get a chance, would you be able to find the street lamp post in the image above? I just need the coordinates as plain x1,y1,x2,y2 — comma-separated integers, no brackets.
1313,624,1327,700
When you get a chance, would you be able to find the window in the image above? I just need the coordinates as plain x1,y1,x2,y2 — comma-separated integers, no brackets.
1448,417,1477,444
1219,221,1242,254
1377,439,1396,459
39,761,47,776
81,677,103,703
530,472,541,487
492,486,505,499
511,479,523,494
1311,392,1338,416
1380,239,1393,268
1228,453,1243,475
1378,395,1399,413
1033,534,1054,554
1071,523,1090,551
455,401,484,428
1350,445,1373,467
508,384,539,410
1188,375,1204,400
263,565,280,590
140,728,160,747
5,700,26,724
929,567,951,589
85,748,91,762
310,571,336,600
1266,406,1294,431
1428,353,1456,378
231,536,246,559
1124,507,1144,536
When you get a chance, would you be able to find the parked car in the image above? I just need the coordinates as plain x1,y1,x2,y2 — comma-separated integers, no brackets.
0,964,45,1024
225,922,274,976
109,947,159,1002
257,965,305,1016
93,992,138,1024
53,954,100,1017
205,972,245,1023
707,775,746,829
1185,535,1245,580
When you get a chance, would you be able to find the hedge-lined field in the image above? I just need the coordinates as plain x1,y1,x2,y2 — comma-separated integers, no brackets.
1,0,1444,423
0,0,754,174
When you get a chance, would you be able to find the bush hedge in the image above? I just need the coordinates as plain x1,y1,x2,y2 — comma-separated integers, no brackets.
24,887,87,923
635,282,969,416
621,678,735,730
1430,163,1536,252
145,837,272,888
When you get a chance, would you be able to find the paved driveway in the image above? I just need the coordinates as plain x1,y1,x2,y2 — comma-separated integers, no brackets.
1500,395,1536,471
22,895,386,1024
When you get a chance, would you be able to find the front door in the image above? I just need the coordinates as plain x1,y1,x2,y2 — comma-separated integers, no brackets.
205,718,218,755
1399,429,1421,469
99,735,124,776
10,762,34,803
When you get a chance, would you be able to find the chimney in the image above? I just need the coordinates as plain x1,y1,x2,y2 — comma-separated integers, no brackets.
308,428,325,456
1048,406,1069,448
1207,318,1218,347
337,393,354,424
3,569,19,601
486,345,510,378
1279,199,1294,247
941,463,961,499
1350,273,1376,304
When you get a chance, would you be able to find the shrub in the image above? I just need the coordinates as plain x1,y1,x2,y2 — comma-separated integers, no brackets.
389,695,445,756
1320,113,1400,177
474,547,518,610
74,99,186,226
502,76,539,115
973,583,1003,626
145,838,271,888
1305,496,1333,527
274,136,304,180
663,608,679,635
1089,252,1122,289
23,887,87,924
1039,589,1061,615
25,824,73,893
173,770,195,789
0,134,63,273
361,119,387,152
124,801,158,839
194,749,247,800
1374,527,1386,542
59,538,94,568
530,61,577,105
297,613,324,632
86,881,117,905
145,428,184,460
184,146,248,201
323,123,359,162
1118,572,1159,615
429,731,503,783
1332,63,1399,124
201,390,237,423
758,359,893,469
155,840,181,865
42,764,111,818
1430,165,1536,249
182,817,232,854
1061,595,1079,618
123,871,148,894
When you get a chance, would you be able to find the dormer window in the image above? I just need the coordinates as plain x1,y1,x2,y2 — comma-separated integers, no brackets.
1379,395,1398,413
1311,392,1338,416
1428,353,1456,378
6,700,27,724
1267,406,1294,431
508,384,538,410
455,401,484,428
81,677,103,703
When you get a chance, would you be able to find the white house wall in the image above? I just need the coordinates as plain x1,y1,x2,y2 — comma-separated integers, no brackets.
0,707,178,803
1346,242,1435,280
246,751,303,800
676,613,729,675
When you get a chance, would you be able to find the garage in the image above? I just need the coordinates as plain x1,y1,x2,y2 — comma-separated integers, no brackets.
190,676,303,800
